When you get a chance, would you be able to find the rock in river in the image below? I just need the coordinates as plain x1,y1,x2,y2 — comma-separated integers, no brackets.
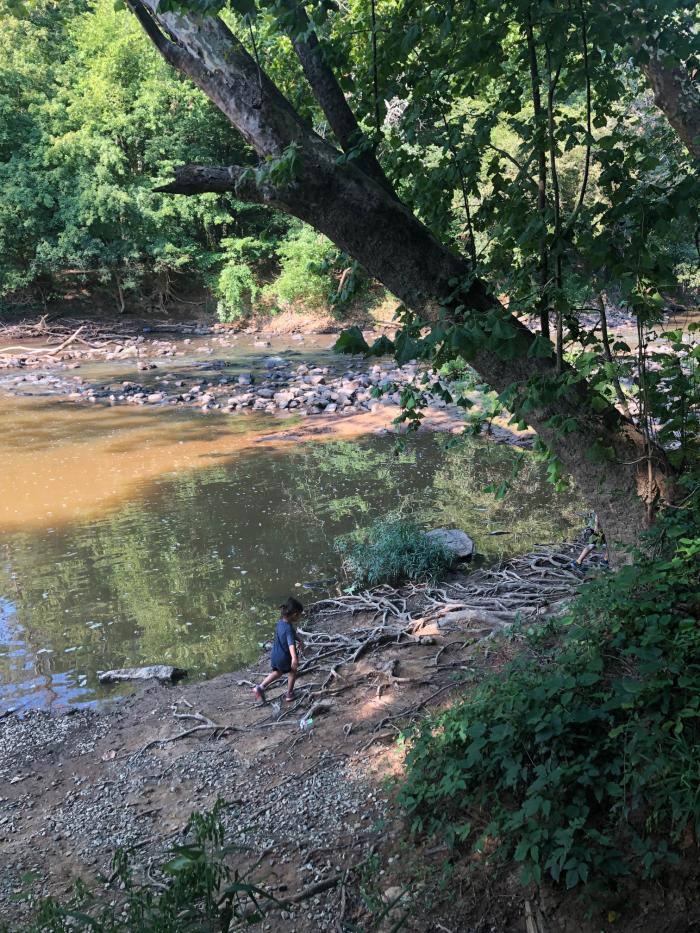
97,665,188,684
426,528,475,562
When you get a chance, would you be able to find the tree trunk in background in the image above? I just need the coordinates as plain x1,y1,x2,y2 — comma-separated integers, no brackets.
128,1,676,555
643,54,700,159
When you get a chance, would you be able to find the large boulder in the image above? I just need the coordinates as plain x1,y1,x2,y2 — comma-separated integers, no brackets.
274,391,296,409
426,528,475,562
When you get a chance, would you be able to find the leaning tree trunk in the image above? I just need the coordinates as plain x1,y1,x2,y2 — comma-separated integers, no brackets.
642,53,700,159
127,0,675,555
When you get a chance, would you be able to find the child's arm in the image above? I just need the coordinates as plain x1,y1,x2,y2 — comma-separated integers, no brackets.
289,643,299,671
290,622,305,655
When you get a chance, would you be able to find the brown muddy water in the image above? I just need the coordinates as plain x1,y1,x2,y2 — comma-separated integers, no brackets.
0,337,582,712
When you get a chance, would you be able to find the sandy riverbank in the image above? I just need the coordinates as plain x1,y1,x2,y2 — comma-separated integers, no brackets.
0,550,583,932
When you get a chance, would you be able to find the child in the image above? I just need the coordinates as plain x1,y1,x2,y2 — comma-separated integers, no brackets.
572,512,608,570
253,597,305,704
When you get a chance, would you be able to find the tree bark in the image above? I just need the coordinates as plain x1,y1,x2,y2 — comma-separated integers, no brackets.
131,0,675,553
286,3,396,196
524,12,550,343
642,52,700,159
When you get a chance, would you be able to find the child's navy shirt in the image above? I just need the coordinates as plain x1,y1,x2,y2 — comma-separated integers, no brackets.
271,619,296,672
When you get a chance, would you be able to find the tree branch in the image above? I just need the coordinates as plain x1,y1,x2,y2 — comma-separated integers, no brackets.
642,50,700,159
287,2,396,195
155,164,280,203
135,0,308,157
563,3,591,239
524,8,550,342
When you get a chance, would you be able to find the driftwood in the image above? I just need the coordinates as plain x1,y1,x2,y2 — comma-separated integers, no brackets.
98,665,187,684
0,325,86,356
0,319,153,368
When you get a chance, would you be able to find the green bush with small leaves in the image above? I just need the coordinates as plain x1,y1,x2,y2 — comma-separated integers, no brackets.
215,260,258,322
269,224,337,308
399,494,700,891
10,801,272,932
336,518,453,587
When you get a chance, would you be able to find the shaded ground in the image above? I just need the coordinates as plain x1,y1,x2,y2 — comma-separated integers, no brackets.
1,546,699,931
0,549,581,931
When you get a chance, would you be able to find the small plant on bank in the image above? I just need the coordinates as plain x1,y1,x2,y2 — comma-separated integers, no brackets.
398,493,700,893
215,260,258,322
11,800,272,932
335,518,453,587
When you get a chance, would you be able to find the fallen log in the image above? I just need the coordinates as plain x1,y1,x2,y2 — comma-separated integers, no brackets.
0,325,85,356
98,665,187,684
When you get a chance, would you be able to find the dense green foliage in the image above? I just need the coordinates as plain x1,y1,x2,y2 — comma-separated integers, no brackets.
8,801,271,932
399,495,700,891
270,224,336,309
215,256,259,321
0,0,354,316
336,518,454,587
0,0,246,309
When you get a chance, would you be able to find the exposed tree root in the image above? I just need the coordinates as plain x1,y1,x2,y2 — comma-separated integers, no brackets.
135,545,585,757
302,544,582,673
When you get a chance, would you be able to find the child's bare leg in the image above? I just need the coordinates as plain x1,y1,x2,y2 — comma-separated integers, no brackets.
259,670,282,690
285,670,297,700
575,544,594,565
253,670,282,701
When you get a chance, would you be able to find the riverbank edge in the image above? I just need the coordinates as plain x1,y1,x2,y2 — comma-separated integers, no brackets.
1,553,584,932
2,548,698,933
7,546,665,933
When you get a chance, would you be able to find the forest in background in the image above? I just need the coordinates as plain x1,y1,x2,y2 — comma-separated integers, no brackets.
0,0,376,320
2,0,698,325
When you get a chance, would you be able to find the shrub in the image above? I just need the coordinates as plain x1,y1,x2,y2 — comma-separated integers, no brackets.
336,518,453,587
12,801,272,932
399,495,700,891
438,355,478,384
270,224,336,308
216,260,258,322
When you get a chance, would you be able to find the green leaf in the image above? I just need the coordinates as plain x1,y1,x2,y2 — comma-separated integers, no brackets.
366,335,395,357
334,326,369,355
230,0,257,14
528,335,553,358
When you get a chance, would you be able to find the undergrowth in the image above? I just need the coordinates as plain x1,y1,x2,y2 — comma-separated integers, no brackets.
399,491,700,893
336,518,453,587
10,800,271,932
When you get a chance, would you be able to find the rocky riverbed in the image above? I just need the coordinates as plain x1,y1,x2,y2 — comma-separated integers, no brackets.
1,353,457,420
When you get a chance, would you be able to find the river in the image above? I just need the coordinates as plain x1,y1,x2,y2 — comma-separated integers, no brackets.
0,334,582,711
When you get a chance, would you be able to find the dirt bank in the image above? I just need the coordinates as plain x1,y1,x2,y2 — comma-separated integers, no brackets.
0,549,584,932
2,546,694,932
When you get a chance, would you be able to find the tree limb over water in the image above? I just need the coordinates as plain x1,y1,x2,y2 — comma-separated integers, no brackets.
127,0,696,550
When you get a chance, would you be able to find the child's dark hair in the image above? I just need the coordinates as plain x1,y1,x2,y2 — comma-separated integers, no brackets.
279,596,304,618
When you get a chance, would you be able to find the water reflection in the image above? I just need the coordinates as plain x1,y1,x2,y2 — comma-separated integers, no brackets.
0,433,580,711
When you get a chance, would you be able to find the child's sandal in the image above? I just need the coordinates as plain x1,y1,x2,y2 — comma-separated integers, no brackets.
253,685,266,704
284,692,295,704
